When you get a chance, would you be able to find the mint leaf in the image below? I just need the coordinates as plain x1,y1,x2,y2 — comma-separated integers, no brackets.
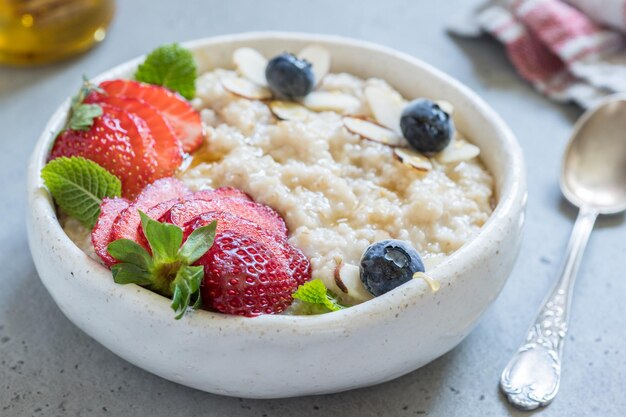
170,265,204,319
111,263,153,286
135,44,196,99
41,156,121,228
139,211,183,264
69,104,102,131
107,239,153,270
178,221,216,264
292,279,345,313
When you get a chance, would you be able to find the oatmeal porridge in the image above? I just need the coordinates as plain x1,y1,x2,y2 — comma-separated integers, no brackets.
182,70,494,303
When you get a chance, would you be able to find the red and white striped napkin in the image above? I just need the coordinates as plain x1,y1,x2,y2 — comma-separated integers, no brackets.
449,0,626,108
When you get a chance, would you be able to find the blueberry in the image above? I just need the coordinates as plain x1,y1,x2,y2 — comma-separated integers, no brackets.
400,99,454,153
265,53,315,99
359,240,425,297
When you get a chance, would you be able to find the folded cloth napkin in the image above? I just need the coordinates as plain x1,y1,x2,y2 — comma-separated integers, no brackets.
449,0,626,108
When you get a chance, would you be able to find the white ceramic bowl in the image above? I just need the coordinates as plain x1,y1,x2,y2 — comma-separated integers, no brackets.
27,32,526,399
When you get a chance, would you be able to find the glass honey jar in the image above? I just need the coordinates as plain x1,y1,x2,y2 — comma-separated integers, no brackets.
0,0,115,65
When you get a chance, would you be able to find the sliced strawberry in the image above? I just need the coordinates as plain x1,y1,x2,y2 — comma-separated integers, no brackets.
184,211,308,289
91,198,130,267
184,213,298,316
200,231,296,316
85,93,182,177
167,196,287,236
194,187,252,202
285,244,312,286
145,198,183,222
100,80,204,153
110,177,190,244
50,104,158,198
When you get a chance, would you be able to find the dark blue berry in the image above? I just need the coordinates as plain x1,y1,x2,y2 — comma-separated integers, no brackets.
359,240,424,297
400,99,454,153
265,53,315,99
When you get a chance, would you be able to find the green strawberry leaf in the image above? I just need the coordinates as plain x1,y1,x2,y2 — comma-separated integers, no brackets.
292,279,346,313
178,221,217,264
41,156,121,228
68,76,103,131
139,211,183,264
135,44,196,99
111,263,153,286
107,214,216,319
69,104,102,131
170,265,204,319
107,239,153,270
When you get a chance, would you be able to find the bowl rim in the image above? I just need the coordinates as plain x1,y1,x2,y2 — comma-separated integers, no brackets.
28,31,525,332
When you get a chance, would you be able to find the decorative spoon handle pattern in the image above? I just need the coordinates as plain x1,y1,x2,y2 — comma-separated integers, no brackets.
500,207,598,411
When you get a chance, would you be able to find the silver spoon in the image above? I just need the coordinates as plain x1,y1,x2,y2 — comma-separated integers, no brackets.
500,95,626,411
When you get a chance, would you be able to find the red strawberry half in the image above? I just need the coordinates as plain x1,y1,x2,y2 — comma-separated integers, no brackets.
85,93,182,178
167,196,288,236
50,103,158,198
201,232,296,316
184,214,298,316
110,177,190,244
91,197,130,267
284,244,311,286
193,187,252,202
100,80,204,154
184,211,309,310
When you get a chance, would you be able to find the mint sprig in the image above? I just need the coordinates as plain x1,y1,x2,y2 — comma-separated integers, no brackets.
292,279,346,313
135,44,196,100
69,76,103,131
107,212,216,319
41,156,121,228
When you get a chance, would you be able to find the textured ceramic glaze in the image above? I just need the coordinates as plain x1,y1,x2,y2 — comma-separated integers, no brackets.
26,32,526,399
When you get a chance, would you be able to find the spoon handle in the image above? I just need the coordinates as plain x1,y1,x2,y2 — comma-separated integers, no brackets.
500,206,598,411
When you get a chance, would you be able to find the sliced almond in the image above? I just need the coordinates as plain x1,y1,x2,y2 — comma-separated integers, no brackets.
413,271,440,293
298,45,331,86
233,47,269,87
393,147,432,172
436,140,480,164
343,116,406,147
334,260,373,302
268,100,310,121
435,100,454,116
301,91,360,114
364,84,406,135
221,76,272,100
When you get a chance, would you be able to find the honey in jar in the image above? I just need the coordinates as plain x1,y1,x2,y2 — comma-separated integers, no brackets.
0,0,115,65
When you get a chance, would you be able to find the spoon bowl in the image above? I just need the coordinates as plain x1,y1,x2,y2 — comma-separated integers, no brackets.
561,95,626,214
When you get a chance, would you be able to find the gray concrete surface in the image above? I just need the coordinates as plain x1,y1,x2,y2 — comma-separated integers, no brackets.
1,1,625,416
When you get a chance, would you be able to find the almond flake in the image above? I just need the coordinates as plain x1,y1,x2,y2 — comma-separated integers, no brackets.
233,47,268,87
334,260,373,302
413,271,440,293
298,45,331,86
221,76,272,100
436,140,480,164
435,100,454,116
269,101,310,121
393,148,432,172
343,116,406,147
301,91,360,114
364,84,406,135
